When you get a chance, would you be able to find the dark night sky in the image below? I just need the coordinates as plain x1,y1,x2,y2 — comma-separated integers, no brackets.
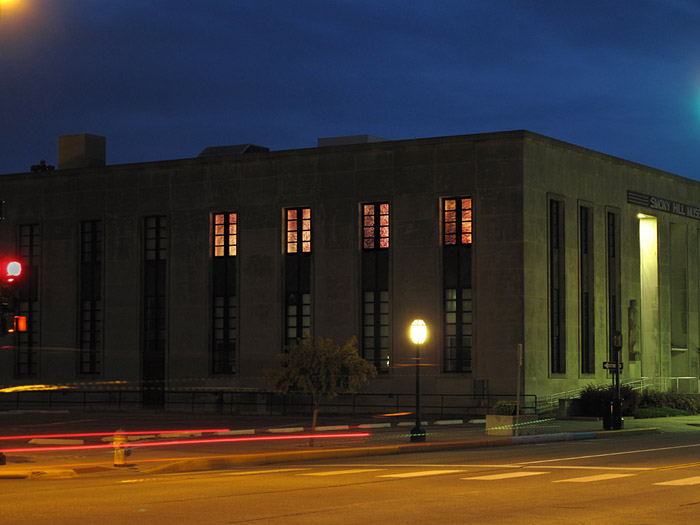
1,0,699,179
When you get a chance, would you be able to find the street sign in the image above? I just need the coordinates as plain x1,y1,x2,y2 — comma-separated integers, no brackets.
603,361,623,370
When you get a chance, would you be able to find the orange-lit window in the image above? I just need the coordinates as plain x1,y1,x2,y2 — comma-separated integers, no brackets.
443,198,472,245
286,207,311,254
363,203,389,250
214,212,237,257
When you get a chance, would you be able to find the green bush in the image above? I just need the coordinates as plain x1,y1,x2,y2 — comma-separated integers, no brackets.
634,406,692,419
639,389,698,414
493,401,517,415
577,384,640,417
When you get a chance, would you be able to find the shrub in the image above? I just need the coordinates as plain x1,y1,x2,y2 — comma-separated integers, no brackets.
577,384,640,417
493,401,517,415
634,406,692,419
639,389,698,414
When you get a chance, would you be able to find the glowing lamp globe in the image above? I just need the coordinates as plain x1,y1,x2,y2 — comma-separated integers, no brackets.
5,261,21,282
410,319,427,345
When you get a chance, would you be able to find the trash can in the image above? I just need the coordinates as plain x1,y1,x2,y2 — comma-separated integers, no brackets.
602,399,623,430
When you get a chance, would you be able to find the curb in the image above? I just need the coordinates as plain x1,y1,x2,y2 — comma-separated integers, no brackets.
0,468,77,480
140,427,661,476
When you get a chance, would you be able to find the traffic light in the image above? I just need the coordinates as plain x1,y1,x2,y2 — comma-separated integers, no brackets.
2,259,26,334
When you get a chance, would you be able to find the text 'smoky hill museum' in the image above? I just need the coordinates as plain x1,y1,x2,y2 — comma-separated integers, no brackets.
1,130,699,412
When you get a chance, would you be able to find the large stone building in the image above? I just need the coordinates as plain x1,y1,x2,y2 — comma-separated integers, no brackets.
0,130,698,412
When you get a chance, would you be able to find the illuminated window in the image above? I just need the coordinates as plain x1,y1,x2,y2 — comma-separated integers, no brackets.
212,212,237,373
213,212,237,257
361,202,390,371
443,198,472,245
363,203,389,250
442,196,473,373
286,207,311,254
284,207,312,347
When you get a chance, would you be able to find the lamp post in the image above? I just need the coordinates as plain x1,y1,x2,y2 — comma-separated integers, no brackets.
410,319,427,443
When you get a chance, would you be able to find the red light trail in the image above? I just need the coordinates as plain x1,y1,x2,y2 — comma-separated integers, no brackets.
0,428,231,441
0,432,371,453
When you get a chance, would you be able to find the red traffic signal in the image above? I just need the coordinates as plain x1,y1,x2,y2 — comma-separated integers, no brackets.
4,260,21,283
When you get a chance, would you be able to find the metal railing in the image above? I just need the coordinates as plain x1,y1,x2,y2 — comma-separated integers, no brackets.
539,376,700,413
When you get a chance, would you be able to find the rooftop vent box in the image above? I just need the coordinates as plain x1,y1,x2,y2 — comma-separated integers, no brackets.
58,133,106,170
317,134,389,147
198,144,269,157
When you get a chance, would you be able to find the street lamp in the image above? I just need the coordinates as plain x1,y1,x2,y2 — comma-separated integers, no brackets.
410,319,427,443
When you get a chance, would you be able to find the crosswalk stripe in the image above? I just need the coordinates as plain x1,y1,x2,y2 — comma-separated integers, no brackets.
222,468,310,476
378,469,465,478
300,469,385,476
462,471,548,481
553,473,635,483
654,476,700,486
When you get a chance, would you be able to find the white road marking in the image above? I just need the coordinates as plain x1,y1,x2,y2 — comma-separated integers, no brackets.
300,469,385,476
221,468,311,476
525,465,649,471
378,469,465,478
553,473,635,483
462,471,548,481
654,476,700,486
519,442,700,465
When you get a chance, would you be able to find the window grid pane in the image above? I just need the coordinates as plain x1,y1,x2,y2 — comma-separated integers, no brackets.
213,212,237,258
444,198,472,246
286,207,311,254
362,202,389,251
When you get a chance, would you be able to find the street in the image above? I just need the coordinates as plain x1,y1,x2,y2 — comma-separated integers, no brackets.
2,431,699,524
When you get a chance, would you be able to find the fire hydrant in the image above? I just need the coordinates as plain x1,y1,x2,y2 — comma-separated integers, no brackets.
113,429,130,467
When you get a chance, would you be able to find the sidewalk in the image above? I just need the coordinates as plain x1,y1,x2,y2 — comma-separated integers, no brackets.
1,410,694,480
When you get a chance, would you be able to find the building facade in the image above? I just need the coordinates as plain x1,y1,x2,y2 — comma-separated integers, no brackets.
1,130,698,411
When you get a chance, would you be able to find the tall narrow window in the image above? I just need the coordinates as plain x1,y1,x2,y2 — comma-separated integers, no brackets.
285,207,312,346
607,211,621,360
549,199,566,374
442,197,472,373
212,212,237,374
579,206,594,374
286,207,311,254
79,220,103,375
670,223,688,350
142,216,167,407
362,203,390,372
443,198,472,246
17,224,40,376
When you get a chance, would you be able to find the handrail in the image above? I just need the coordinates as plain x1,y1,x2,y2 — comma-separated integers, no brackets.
539,375,700,412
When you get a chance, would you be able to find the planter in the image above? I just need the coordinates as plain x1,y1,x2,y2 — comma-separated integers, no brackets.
485,414,540,436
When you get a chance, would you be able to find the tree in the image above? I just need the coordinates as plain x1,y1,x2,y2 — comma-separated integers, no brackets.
267,335,377,432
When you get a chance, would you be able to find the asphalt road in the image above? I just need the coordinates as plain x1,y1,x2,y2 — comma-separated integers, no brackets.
2,431,699,524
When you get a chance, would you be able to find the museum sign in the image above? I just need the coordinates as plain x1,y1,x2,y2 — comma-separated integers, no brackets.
628,191,700,220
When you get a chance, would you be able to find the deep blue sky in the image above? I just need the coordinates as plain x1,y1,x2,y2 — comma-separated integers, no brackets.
1,0,699,179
